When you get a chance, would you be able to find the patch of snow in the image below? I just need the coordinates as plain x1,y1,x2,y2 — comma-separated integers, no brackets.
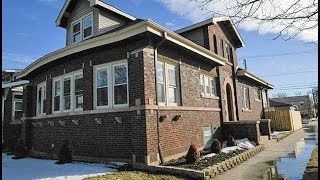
221,146,243,153
235,138,256,149
200,153,217,159
2,153,117,180
105,162,127,169
271,131,290,138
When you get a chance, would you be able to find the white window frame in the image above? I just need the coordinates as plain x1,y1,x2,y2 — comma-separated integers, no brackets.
242,86,251,110
74,72,84,111
12,92,23,121
254,88,262,101
112,62,129,108
72,20,81,43
71,12,93,44
156,61,180,106
52,78,62,113
51,70,83,114
36,81,46,116
93,59,129,110
200,74,218,97
82,14,93,40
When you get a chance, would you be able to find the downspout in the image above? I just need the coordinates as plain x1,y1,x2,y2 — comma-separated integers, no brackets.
153,32,167,165
260,87,265,118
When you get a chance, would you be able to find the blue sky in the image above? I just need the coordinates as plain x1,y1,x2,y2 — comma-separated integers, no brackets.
2,0,318,97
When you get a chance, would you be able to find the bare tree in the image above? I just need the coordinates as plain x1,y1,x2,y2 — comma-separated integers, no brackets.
191,0,318,41
274,92,287,100
295,91,302,96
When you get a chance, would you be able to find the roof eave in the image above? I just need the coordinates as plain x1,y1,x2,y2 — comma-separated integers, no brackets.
17,20,225,79
237,70,274,89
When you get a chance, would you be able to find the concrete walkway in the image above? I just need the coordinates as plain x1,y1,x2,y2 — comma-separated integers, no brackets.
213,122,317,180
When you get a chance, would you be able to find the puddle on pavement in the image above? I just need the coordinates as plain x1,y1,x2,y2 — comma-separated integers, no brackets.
262,125,318,180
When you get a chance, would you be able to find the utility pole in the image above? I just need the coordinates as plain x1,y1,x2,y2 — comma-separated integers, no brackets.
243,59,247,70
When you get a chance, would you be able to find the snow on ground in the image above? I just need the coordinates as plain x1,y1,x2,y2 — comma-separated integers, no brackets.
2,153,118,180
271,131,290,138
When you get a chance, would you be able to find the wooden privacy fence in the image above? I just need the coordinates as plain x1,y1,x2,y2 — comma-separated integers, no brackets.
265,110,302,131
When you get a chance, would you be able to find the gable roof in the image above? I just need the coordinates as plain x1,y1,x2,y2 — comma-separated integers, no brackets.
175,17,245,48
56,0,136,27
17,20,226,79
237,68,274,89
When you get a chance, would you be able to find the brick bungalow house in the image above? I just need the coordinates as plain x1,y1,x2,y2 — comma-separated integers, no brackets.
2,70,29,148
16,0,274,165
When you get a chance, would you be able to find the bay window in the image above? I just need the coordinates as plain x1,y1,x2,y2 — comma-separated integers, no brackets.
94,60,128,109
63,77,71,111
156,61,180,106
72,21,81,43
51,70,83,114
74,73,83,109
83,15,93,39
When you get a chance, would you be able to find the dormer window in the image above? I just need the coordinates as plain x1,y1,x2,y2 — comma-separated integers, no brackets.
83,15,93,39
72,21,81,43
71,13,93,43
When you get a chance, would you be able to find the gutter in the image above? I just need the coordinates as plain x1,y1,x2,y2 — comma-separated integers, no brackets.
153,31,167,165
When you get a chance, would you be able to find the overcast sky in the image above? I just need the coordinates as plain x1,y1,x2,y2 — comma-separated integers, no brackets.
2,0,318,97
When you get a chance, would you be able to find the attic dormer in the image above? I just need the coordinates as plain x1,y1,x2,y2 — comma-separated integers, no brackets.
56,0,137,46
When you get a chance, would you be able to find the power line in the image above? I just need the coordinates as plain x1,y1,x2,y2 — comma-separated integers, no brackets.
275,83,318,88
272,86,316,90
239,50,317,59
275,81,318,87
260,70,318,77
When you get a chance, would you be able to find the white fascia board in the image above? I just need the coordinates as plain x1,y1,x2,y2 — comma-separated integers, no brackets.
2,80,29,89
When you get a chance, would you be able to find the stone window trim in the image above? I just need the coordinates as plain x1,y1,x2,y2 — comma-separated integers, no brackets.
93,59,129,110
156,61,180,106
200,74,218,98
52,69,84,114
71,12,93,44
36,81,46,116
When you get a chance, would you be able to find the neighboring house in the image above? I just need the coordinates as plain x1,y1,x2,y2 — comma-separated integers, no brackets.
271,96,316,118
2,69,29,148
16,0,273,165
269,100,297,111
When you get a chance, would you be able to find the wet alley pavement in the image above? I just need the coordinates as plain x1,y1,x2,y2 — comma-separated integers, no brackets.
213,121,318,180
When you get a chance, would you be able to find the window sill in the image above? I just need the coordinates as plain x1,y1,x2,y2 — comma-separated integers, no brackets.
226,61,233,66
201,94,220,100
254,99,262,102
242,109,252,112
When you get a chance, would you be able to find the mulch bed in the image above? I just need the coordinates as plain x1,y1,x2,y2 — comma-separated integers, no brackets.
164,149,247,170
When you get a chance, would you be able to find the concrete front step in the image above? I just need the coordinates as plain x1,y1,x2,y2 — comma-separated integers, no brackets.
259,135,270,144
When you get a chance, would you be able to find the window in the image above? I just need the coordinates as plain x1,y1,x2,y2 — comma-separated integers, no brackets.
242,87,251,110
83,15,93,39
156,61,180,106
37,82,46,115
94,60,129,109
14,101,22,111
63,77,71,111
71,13,93,43
72,21,81,43
52,70,83,114
113,64,128,105
13,97,23,120
96,67,110,107
220,40,225,58
203,126,213,148
213,34,218,54
74,74,83,109
254,88,261,101
53,80,61,112
226,44,233,63
200,74,218,97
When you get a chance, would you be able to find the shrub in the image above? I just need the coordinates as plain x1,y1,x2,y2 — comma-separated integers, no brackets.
185,144,200,164
226,135,237,147
211,139,222,153
56,140,72,164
